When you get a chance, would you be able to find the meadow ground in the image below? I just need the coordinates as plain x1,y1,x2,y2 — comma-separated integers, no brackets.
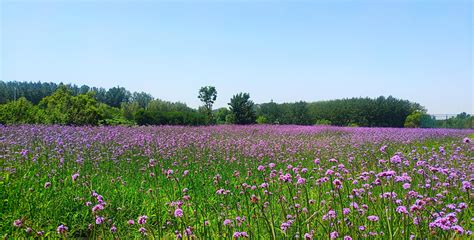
1,125,473,239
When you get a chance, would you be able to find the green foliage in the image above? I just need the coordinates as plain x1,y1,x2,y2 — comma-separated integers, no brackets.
37,87,101,125
1,81,470,128
104,86,131,108
257,96,425,127
0,81,59,104
228,93,256,124
68,93,102,125
435,113,473,129
404,111,423,128
131,92,154,108
0,97,39,124
99,117,135,126
256,115,268,124
214,108,230,124
255,100,280,124
134,109,155,125
37,86,75,124
121,102,141,121
98,103,121,120
134,109,206,126
225,113,235,124
315,119,332,125
198,86,217,124
404,111,438,128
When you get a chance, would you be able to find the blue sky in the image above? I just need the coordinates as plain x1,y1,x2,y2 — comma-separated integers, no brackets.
1,0,472,113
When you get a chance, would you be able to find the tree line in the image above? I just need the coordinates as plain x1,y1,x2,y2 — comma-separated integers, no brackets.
254,97,425,127
1,80,468,128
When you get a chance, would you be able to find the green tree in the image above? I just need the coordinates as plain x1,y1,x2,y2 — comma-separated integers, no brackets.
0,97,39,124
38,86,74,124
105,86,131,108
404,111,424,128
256,100,280,124
214,107,230,124
228,93,256,124
38,87,101,125
198,86,217,124
121,102,141,121
68,92,101,125
132,92,154,108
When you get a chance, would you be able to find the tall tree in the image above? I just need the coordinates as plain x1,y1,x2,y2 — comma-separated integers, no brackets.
198,86,217,124
228,92,256,125
132,92,154,108
105,86,131,108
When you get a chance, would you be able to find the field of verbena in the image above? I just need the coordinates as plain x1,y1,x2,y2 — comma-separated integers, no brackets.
1,125,473,239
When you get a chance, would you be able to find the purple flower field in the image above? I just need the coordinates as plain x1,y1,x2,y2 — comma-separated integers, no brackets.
1,125,473,239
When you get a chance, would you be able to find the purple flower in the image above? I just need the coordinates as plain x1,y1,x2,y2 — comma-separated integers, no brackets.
368,215,379,222
223,219,232,226
233,232,242,239
330,231,339,239
44,182,51,188
13,219,22,227
96,216,105,225
343,208,351,215
110,225,117,233
128,219,135,225
72,173,80,181
390,155,402,164
297,178,306,185
451,225,464,234
56,225,68,234
138,215,148,225
396,206,408,214
462,181,471,191
185,227,193,236
175,230,183,239
332,179,343,189
174,208,184,218
280,222,291,231
279,173,292,182
92,204,104,213
139,227,147,235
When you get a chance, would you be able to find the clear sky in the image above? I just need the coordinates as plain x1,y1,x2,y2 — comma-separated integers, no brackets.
1,0,472,114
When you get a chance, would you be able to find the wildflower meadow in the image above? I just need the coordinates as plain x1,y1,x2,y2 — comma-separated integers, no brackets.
1,125,473,239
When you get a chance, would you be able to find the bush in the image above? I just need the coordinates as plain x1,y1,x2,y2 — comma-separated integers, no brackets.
315,119,332,126
256,116,268,124
404,111,424,128
0,97,39,124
